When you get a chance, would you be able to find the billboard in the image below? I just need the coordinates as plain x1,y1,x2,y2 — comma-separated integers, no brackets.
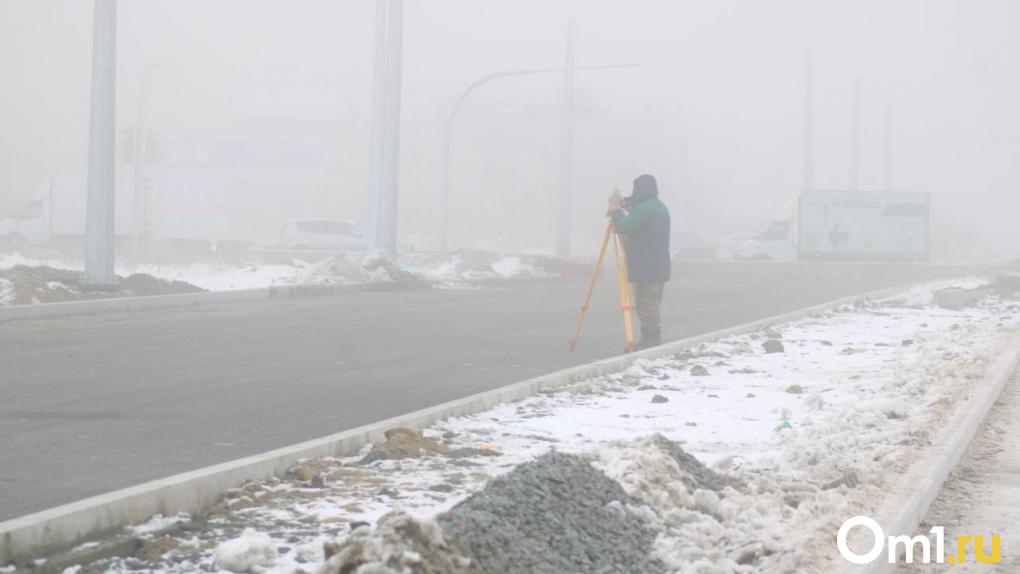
798,191,930,261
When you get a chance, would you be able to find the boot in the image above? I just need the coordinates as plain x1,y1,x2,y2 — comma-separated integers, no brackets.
635,326,662,350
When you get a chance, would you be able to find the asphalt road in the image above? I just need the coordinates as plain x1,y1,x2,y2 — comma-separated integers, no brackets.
0,275,900,520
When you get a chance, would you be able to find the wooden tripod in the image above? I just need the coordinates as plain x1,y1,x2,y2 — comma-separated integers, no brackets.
569,221,635,353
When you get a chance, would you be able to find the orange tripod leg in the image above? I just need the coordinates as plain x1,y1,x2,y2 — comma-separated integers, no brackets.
612,230,636,352
569,223,613,352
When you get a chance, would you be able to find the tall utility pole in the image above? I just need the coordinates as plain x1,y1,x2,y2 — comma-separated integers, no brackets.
82,0,118,288
803,51,814,194
849,75,861,192
883,101,893,192
555,19,575,257
367,0,404,255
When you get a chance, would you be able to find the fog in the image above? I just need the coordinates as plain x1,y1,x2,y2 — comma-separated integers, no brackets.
2,0,1019,258
6,3,1020,567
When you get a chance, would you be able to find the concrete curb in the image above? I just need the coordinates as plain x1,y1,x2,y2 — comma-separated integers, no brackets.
0,282,412,322
848,334,1020,574
0,283,924,565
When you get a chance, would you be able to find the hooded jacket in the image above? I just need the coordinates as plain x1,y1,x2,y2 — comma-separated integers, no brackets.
610,174,671,283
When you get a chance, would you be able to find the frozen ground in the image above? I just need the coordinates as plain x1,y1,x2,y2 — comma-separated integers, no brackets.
0,250,557,303
44,277,1018,574
897,372,1020,573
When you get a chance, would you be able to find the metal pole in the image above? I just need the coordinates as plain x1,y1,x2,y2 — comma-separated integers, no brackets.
83,0,118,288
850,75,861,192
378,0,403,255
803,50,814,194
884,101,892,192
556,18,576,257
367,0,388,252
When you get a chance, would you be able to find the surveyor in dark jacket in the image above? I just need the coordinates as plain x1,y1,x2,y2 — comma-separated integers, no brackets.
608,174,671,349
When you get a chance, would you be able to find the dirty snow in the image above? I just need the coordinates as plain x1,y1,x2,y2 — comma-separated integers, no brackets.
69,278,1020,573
0,277,14,307
129,513,191,537
212,529,278,573
0,249,558,303
897,370,1020,573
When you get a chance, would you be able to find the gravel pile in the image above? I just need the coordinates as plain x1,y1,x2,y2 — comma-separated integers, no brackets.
437,451,667,574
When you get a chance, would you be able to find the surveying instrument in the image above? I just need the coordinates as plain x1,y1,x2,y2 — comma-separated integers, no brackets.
569,190,636,353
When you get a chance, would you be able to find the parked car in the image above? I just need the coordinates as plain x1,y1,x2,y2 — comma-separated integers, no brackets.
278,218,367,250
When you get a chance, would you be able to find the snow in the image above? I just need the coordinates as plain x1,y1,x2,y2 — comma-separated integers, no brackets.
0,277,14,307
129,512,190,537
0,249,555,301
212,529,279,573
88,277,1020,573
900,370,1020,573
128,262,309,291
296,250,404,286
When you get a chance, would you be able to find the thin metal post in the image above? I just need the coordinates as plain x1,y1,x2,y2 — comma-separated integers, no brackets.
556,18,576,257
83,0,118,288
367,0,387,252
803,50,814,193
850,75,861,192
884,101,893,192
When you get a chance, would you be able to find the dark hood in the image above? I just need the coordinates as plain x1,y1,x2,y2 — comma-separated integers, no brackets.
629,174,659,204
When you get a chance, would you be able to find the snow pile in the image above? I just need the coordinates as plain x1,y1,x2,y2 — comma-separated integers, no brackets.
297,250,427,288
128,262,309,291
212,529,278,573
881,275,989,307
319,512,472,574
0,249,568,299
400,250,549,285
0,277,14,307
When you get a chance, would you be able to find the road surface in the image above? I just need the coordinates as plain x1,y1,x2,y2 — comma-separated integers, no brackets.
0,275,900,520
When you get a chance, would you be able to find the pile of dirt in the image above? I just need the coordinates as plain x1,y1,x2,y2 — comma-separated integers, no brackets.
437,451,667,574
358,428,498,465
0,265,203,306
119,273,205,296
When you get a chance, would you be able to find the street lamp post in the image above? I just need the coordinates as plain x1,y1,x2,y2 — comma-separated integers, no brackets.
439,63,637,253
82,0,118,289
367,0,404,255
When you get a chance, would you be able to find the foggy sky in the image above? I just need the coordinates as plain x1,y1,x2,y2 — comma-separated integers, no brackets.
1,0,1018,259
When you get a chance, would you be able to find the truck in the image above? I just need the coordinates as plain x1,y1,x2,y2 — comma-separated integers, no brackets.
0,179,135,246
0,176,284,250
736,191,930,262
